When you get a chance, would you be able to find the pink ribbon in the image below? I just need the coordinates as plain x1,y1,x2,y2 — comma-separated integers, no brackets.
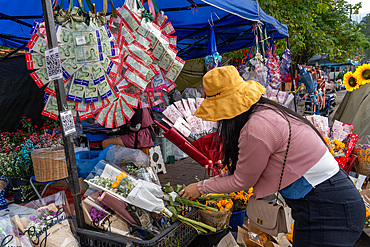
38,26,49,46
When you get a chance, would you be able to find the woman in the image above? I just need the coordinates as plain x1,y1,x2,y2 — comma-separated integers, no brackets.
179,66,365,246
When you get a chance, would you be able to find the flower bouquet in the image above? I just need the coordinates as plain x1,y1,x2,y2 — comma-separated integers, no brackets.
85,161,218,235
85,160,173,217
197,193,234,231
306,116,359,171
13,203,78,247
354,144,370,177
230,188,254,212
81,192,131,237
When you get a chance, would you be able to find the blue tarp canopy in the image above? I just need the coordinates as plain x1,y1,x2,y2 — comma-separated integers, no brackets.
0,0,288,60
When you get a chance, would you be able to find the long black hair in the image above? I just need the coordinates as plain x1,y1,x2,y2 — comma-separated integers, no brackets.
220,97,326,174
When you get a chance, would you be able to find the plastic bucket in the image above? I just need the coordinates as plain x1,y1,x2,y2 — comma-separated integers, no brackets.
189,228,229,247
229,209,246,232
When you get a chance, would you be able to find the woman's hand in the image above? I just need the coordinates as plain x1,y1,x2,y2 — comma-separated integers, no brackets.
178,182,201,200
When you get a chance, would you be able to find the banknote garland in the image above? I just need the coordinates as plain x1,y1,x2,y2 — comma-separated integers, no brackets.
25,3,185,128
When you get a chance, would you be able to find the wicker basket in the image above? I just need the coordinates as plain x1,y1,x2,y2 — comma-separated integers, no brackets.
31,147,68,182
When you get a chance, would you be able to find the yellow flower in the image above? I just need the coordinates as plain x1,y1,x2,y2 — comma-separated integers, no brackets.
354,64,370,85
329,147,334,154
111,172,127,189
366,208,370,218
343,71,360,92
112,180,120,189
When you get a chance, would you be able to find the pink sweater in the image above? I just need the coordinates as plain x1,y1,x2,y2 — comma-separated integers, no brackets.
197,108,327,199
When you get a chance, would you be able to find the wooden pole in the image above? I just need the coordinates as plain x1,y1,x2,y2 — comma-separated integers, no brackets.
40,0,84,228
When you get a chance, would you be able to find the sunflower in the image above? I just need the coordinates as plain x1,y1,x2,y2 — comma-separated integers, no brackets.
343,71,360,92
354,64,370,85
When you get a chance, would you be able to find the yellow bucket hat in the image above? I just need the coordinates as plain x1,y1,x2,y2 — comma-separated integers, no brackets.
195,66,266,121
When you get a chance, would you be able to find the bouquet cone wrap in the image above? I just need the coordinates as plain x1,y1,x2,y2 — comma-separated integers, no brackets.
125,182,173,217
85,163,173,217
98,191,137,225
81,196,130,236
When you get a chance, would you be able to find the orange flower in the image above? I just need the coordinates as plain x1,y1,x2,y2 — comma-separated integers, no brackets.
111,172,128,189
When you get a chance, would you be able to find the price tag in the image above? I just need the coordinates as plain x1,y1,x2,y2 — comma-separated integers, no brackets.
60,110,76,136
45,47,63,80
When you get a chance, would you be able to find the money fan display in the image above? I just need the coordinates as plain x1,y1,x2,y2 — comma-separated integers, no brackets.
107,2,184,108
25,1,185,128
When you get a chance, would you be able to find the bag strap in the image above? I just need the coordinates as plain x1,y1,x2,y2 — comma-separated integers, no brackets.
275,112,292,204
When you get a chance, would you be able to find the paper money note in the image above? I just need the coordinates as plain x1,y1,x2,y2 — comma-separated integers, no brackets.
120,92,138,107
105,104,115,128
124,69,149,91
155,13,168,27
73,30,99,46
91,63,106,84
74,45,103,63
114,102,125,127
147,22,161,47
76,100,89,111
119,97,134,119
42,96,59,120
136,20,151,37
95,104,111,125
102,41,118,57
58,44,75,60
56,26,73,44
74,64,91,86
97,77,112,100
140,93,151,108
159,47,177,71
152,34,170,60
132,31,151,49
117,5,141,32
91,96,103,111
125,55,150,78
120,24,136,46
85,81,99,102
100,55,118,76
128,43,155,64
162,22,175,36
30,68,49,88
45,80,56,95
27,33,48,55
152,72,166,90
166,56,185,82
67,77,85,102
62,58,83,79
99,24,113,42
79,106,94,120
26,52,46,69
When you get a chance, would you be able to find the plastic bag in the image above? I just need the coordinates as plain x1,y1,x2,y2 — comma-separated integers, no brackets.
241,57,268,88
13,191,78,247
105,145,150,167
0,215,32,247
76,144,113,177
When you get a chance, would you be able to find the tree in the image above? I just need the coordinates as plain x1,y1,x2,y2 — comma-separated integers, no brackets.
259,0,370,67
360,13,370,62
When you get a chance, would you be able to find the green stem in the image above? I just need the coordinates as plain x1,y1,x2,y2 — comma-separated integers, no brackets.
196,195,234,201
181,220,208,234
178,215,216,232
175,197,218,212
